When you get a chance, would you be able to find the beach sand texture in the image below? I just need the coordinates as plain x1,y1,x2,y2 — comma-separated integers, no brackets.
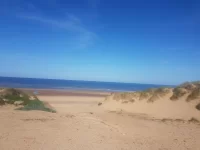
0,87,200,150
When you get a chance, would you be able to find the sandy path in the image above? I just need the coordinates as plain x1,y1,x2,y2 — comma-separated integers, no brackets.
0,95,200,150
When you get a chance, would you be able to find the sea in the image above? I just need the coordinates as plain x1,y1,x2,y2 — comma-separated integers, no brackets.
0,77,173,92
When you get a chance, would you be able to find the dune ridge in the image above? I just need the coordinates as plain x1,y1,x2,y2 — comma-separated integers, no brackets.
102,81,200,120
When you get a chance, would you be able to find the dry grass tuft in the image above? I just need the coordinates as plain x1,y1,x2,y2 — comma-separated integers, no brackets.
161,118,173,122
0,97,5,105
146,88,171,103
179,82,196,90
174,119,185,123
129,99,135,103
195,103,200,111
147,94,160,103
188,118,200,123
186,88,200,102
139,89,155,100
170,88,187,100
98,102,102,106
113,92,139,102
122,101,129,104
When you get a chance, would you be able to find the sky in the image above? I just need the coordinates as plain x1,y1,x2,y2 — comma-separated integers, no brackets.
0,0,199,85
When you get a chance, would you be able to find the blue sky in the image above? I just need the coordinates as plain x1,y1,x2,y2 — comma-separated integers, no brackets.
0,0,199,85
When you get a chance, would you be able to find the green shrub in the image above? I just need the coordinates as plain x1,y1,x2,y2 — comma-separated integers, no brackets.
2,88,30,105
2,88,40,105
4,94,30,105
16,100,56,113
0,88,55,113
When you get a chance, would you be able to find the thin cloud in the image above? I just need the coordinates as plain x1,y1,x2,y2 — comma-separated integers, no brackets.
2,0,98,49
66,13,81,24
19,13,96,49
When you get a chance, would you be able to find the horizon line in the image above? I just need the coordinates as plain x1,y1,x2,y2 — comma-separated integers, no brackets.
0,76,175,86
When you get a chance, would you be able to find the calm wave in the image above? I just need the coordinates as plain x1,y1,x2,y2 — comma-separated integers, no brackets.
0,77,173,92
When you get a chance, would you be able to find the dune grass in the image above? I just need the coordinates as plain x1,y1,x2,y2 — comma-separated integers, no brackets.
170,88,187,100
186,88,200,101
4,94,30,105
2,88,31,105
0,88,56,113
16,99,56,113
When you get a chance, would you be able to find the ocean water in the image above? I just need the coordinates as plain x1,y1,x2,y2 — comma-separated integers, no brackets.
0,77,173,92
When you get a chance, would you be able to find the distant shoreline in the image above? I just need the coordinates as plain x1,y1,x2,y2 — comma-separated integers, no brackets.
0,76,173,92
18,88,111,97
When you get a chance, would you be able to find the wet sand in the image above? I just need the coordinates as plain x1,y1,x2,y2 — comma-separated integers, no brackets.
21,88,110,97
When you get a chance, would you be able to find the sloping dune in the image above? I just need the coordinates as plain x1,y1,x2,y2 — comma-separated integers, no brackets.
102,82,200,120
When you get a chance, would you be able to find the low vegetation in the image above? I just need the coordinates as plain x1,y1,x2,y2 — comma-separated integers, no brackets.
148,94,160,103
147,88,171,103
113,92,134,101
196,103,200,111
0,98,5,105
187,87,200,102
139,89,156,100
16,99,56,113
3,88,32,105
0,88,55,113
111,88,171,103
161,118,200,124
104,81,200,112
98,102,102,106
188,117,200,123
178,82,197,91
170,88,187,100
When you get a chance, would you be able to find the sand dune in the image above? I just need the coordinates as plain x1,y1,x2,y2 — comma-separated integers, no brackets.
102,82,200,120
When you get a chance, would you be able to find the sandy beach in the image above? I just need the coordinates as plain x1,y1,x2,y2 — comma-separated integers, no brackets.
1,89,200,150
1,0,199,149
